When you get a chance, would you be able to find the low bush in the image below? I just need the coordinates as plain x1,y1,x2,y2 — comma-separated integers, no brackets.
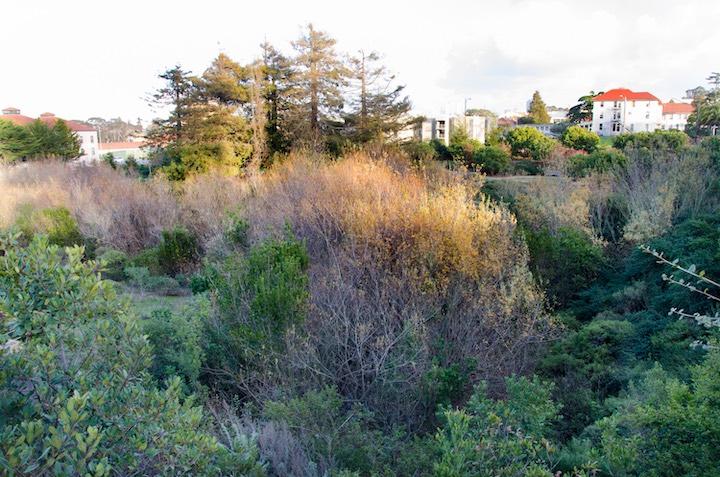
561,126,600,153
13,205,84,248
97,247,129,281
0,232,263,475
156,227,200,275
566,149,627,178
124,266,184,295
143,308,204,392
472,145,511,174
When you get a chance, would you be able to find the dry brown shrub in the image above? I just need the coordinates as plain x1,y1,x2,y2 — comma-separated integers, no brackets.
241,153,554,426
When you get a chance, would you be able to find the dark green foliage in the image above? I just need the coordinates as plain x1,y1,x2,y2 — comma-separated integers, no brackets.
225,214,250,248
157,227,200,275
403,140,437,163
524,226,604,307
567,149,627,178
613,129,689,152
124,266,184,296
472,145,511,174
423,362,471,408
700,135,720,164
204,234,309,394
143,308,204,391
0,119,81,161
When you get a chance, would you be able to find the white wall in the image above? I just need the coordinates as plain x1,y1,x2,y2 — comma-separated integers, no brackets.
76,131,99,162
592,100,663,136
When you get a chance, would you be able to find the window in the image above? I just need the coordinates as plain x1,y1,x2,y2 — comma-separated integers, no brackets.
612,123,621,132
599,123,603,130
90,136,94,143
645,113,650,119
632,101,636,107
600,113,604,119
614,101,619,107
600,102,604,108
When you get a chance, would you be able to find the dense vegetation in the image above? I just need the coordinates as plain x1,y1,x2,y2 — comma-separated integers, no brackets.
2,24,720,473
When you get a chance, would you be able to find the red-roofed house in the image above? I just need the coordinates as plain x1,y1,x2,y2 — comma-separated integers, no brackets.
661,102,694,131
591,88,664,136
1,108,100,162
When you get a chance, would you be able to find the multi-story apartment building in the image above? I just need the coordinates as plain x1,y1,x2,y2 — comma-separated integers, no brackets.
1,107,100,161
591,89,694,136
403,114,486,145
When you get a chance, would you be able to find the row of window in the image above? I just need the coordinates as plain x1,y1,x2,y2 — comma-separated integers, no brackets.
599,101,652,108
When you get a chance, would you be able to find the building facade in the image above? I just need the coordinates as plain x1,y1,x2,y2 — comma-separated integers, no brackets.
1,107,100,161
591,89,693,136
403,114,486,145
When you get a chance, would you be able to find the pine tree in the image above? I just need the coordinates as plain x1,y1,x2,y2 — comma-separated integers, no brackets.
528,91,551,124
344,50,411,143
290,24,348,145
259,42,294,155
147,65,195,146
568,91,599,124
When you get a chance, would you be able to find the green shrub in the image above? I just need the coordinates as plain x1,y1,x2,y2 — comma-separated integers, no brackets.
124,266,183,295
525,226,604,307
97,248,129,281
506,127,555,160
204,233,309,395
225,214,250,248
13,205,84,248
433,376,564,476
157,227,200,275
0,232,263,475
561,126,600,153
613,129,689,152
567,149,627,178
130,246,162,275
143,308,204,392
472,145,511,174
402,140,436,163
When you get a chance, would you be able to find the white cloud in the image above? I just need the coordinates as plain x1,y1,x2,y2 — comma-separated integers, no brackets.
1,0,718,121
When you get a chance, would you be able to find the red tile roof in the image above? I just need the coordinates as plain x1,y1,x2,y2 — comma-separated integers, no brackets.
98,141,147,150
0,114,34,126
1,110,97,132
593,88,661,102
662,102,694,114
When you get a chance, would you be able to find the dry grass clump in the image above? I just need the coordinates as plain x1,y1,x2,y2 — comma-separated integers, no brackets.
0,161,249,252
244,154,553,426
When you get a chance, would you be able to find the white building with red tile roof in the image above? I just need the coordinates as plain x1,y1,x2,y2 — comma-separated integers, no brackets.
590,89,693,136
1,107,100,161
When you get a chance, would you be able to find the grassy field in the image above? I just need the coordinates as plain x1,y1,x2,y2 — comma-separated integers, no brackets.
120,288,197,317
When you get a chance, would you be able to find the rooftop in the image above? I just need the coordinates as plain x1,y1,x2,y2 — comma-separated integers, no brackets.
593,88,661,102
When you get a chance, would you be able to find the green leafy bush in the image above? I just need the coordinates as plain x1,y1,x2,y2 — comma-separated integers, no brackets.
97,248,129,281
613,129,689,152
13,205,84,248
506,127,556,160
472,145,511,174
402,140,436,163
0,232,263,475
567,149,627,178
124,266,184,295
156,227,200,275
561,126,600,153
143,308,204,392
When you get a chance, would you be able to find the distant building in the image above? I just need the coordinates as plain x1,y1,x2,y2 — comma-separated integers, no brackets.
1,107,100,161
590,89,693,136
402,114,486,145
547,108,568,124
98,141,148,162
661,102,694,131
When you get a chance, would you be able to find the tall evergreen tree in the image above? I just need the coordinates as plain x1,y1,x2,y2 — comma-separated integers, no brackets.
290,24,348,145
147,65,195,146
527,90,551,124
259,42,294,155
344,50,411,143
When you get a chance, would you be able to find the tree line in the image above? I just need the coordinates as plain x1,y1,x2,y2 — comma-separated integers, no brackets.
147,24,412,179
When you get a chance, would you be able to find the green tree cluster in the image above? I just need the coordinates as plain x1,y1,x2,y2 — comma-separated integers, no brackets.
0,119,81,162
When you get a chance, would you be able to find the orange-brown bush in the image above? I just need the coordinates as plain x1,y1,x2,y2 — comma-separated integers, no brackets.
0,162,248,253
238,153,554,426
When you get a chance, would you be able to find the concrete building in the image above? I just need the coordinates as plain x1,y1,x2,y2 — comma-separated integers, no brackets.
1,107,100,161
402,114,486,145
591,89,693,136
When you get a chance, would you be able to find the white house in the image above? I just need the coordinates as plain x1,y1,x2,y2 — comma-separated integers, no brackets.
98,141,148,162
591,89,694,137
1,107,100,161
661,102,694,131
591,89,663,136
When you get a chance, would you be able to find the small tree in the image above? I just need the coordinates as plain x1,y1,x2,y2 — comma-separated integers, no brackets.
561,125,600,153
528,91,551,124
506,127,555,160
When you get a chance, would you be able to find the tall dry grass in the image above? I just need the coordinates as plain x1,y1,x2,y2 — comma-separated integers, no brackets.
0,162,249,252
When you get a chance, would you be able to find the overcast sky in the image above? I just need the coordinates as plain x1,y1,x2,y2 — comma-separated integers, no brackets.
3,0,718,123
